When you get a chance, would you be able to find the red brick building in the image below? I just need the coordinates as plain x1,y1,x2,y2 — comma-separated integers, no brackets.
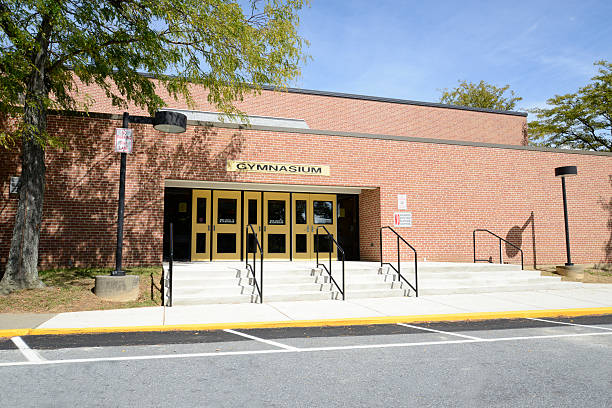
1,85,611,270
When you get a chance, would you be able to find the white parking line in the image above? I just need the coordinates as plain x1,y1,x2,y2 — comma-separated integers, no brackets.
397,323,483,340
527,317,612,331
224,329,300,351
0,330,610,368
10,337,45,363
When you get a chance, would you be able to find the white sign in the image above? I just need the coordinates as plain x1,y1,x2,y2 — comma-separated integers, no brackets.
397,194,407,210
115,128,133,153
9,177,20,194
393,212,412,227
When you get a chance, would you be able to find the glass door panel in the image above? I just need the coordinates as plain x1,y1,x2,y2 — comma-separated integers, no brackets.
243,191,262,258
191,190,211,261
263,192,290,259
292,193,311,259
212,190,241,260
311,194,337,259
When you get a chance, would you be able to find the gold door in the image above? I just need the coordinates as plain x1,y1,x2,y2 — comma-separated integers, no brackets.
243,191,262,258
191,190,211,261
212,190,242,260
292,193,312,259
311,194,337,259
263,192,290,259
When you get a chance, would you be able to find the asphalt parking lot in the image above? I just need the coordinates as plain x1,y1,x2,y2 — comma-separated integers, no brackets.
1,315,611,407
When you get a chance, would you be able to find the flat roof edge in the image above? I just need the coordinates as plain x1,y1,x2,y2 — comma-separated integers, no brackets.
51,110,610,157
259,85,528,117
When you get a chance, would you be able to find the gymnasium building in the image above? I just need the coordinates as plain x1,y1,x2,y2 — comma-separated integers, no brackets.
1,81,611,303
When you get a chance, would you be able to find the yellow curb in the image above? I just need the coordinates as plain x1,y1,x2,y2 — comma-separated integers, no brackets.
1,307,611,338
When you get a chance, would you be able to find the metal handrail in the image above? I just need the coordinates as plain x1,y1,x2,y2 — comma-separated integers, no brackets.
164,222,174,307
380,226,418,297
245,224,264,303
473,229,524,270
315,225,345,300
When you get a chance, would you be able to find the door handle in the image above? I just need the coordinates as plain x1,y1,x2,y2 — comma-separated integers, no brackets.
207,225,210,231
263,226,266,232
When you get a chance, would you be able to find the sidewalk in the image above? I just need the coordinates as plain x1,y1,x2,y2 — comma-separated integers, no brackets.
2,285,612,336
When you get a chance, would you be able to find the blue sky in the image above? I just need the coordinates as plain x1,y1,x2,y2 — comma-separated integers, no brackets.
293,0,612,116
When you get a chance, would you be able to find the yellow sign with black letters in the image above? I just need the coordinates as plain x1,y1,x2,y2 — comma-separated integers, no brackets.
227,160,330,176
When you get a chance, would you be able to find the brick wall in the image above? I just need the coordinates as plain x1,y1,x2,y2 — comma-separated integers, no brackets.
72,78,528,145
1,114,610,270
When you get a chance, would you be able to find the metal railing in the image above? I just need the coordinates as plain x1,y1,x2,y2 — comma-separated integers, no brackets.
380,226,418,297
473,229,524,270
163,223,174,307
245,224,264,303
315,225,345,300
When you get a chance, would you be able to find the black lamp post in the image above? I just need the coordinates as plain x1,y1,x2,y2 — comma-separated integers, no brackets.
554,165,577,267
112,111,187,276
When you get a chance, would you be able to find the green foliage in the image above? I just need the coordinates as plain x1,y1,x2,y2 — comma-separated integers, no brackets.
0,0,308,146
529,61,612,151
439,80,522,111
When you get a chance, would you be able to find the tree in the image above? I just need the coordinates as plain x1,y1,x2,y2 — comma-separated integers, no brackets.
0,0,307,293
439,80,522,111
528,61,612,152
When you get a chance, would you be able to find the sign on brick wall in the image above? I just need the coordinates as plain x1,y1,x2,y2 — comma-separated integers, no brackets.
115,128,133,153
393,212,412,227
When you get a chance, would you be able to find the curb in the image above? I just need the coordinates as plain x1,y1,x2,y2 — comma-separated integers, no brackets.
1,307,611,338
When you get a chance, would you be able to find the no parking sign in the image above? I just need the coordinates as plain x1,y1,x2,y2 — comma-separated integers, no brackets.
115,128,133,153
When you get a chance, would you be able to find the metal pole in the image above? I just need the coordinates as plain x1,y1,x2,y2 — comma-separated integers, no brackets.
380,228,383,267
499,238,503,264
561,177,573,266
113,112,129,276
169,222,173,307
473,230,476,263
397,235,400,280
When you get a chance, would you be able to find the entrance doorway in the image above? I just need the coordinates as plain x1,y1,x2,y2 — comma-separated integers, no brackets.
164,188,355,261
292,193,337,259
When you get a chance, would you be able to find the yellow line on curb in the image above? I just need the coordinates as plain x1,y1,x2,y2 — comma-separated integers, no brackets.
1,307,611,338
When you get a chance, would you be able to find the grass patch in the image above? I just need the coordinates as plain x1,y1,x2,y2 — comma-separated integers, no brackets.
0,266,163,313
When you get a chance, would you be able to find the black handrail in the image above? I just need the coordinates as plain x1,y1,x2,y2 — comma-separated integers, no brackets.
380,226,418,297
315,225,345,300
473,229,524,270
165,222,174,307
245,224,264,303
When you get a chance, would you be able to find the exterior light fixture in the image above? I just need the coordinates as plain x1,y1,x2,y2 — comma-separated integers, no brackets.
113,110,188,276
554,166,577,266
153,110,187,134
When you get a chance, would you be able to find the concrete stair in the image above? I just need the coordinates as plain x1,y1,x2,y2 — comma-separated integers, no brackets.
164,261,583,305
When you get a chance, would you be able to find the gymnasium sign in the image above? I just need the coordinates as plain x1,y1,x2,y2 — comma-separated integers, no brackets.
227,160,330,176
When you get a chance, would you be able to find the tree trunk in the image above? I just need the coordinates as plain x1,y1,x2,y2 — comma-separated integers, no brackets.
0,18,51,294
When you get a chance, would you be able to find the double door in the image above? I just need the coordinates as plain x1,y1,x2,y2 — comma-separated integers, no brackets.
190,190,336,261
292,194,336,259
191,190,242,260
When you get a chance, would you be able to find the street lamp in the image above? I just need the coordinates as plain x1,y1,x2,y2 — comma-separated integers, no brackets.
554,165,577,267
112,111,187,276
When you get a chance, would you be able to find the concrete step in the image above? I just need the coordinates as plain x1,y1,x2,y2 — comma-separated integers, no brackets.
420,276,563,286
262,282,334,294
345,281,405,291
344,288,410,299
172,293,257,305
419,281,583,295
264,291,335,302
175,285,255,296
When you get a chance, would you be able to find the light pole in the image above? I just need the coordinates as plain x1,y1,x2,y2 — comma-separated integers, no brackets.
112,110,187,276
554,165,577,266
